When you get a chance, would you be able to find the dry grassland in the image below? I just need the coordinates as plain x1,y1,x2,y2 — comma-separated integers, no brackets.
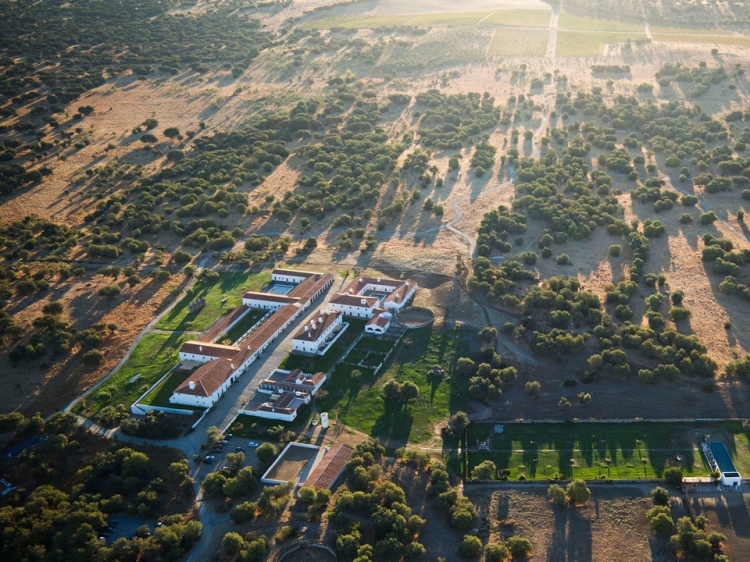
481,9,551,28
556,30,645,56
465,485,686,562
652,34,750,46
489,28,549,57
559,10,644,32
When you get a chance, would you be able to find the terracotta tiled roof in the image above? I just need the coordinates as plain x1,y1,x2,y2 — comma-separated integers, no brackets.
384,283,414,307
202,305,250,343
180,341,239,359
243,292,299,304
305,444,353,490
367,313,391,328
240,304,299,355
342,276,405,295
330,294,378,308
293,309,341,342
272,269,317,279
287,273,334,303
174,358,233,397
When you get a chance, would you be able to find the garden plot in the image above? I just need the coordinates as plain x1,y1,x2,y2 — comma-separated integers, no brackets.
558,10,643,31
341,336,397,370
488,28,548,57
480,9,551,28
652,34,750,46
556,30,645,56
407,11,494,27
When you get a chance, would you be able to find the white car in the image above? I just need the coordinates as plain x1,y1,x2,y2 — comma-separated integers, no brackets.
247,441,259,448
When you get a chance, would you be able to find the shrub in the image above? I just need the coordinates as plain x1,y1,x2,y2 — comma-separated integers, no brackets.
524,381,541,396
172,250,192,263
566,480,591,505
699,211,717,225
484,544,509,562
98,285,121,299
556,254,570,265
668,307,691,321
506,536,532,559
664,467,683,487
42,301,64,315
547,484,566,506
651,486,669,506
81,349,104,368
471,460,496,480
649,511,675,534
458,535,482,558
609,245,621,257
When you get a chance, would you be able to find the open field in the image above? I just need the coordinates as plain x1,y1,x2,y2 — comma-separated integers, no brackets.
481,9,551,28
301,14,413,29
558,11,644,32
649,25,732,35
78,332,193,416
408,11,493,27
556,30,645,56
263,445,317,482
652,33,750,46
465,486,687,562
316,325,471,444
488,28,549,57
155,271,270,332
452,422,750,481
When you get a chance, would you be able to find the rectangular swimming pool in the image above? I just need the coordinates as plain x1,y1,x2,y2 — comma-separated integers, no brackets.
265,281,295,295
709,442,738,474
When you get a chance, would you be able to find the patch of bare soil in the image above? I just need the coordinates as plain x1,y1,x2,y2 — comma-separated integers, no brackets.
0,271,185,415
692,492,750,561
277,547,336,562
466,485,687,562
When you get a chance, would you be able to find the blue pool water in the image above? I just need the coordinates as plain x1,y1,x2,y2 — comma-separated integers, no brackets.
709,442,738,474
265,281,294,295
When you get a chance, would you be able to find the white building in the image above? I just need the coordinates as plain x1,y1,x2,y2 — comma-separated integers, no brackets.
170,358,236,408
365,311,392,334
291,309,343,354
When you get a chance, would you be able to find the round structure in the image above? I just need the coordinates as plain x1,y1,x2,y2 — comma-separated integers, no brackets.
398,307,435,328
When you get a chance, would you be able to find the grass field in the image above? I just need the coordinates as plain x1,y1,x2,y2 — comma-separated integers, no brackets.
82,332,193,415
156,271,270,332
649,25,731,35
316,325,471,443
302,14,414,30
140,368,203,410
224,310,266,344
556,30,644,56
481,9,551,28
489,28,548,57
652,33,750,46
354,337,396,354
558,11,643,32
408,11,493,27
451,422,750,481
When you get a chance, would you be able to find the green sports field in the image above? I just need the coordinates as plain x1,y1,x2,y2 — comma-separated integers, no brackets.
450,421,750,481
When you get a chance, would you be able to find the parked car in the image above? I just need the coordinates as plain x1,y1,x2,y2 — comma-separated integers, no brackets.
220,440,229,446
203,456,216,463
247,441,259,447
235,447,245,453
156,522,164,528
109,520,118,527
223,434,233,440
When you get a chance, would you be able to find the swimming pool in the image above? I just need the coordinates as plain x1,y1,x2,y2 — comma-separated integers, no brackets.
264,281,295,295
709,442,738,474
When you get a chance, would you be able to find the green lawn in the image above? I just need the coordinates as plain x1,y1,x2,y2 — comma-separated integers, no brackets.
450,422,750,481
278,319,366,374
156,271,270,332
140,368,204,411
316,325,471,443
224,310,266,344
81,333,194,416
355,337,396,354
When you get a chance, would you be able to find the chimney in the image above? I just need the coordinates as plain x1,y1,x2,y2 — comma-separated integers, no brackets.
199,345,202,352
377,278,381,282
189,381,196,390
361,299,366,305
230,363,235,370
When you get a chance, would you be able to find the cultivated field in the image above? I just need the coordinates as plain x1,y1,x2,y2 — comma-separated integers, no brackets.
488,28,549,57
556,30,645,56
481,9,551,28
